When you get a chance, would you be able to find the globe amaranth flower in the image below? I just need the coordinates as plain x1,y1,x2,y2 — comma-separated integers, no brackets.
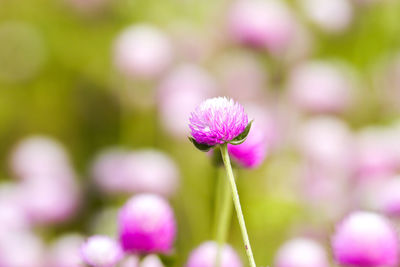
332,211,399,267
274,238,329,267
189,97,249,147
186,241,242,267
80,235,123,267
118,194,176,254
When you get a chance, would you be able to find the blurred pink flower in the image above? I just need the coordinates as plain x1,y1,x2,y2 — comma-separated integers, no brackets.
228,0,295,54
287,61,355,114
332,211,399,266
123,150,180,197
92,148,179,197
47,234,85,267
19,176,80,225
274,238,329,267
91,148,130,194
0,230,46,267
300,165,350,222
297,116,355,172
186,241,242,267
113,24,172,79
300,0,353,33
0,200,29,234
354,127,400,180
10,136,74,180
157,64,216,138
189,97,248,146
81,235,123,267
118,194,176,254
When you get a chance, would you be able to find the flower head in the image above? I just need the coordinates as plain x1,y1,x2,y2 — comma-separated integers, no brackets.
118,194,176,254
274,238,329,267
189,97,249,146
332,211,399,266
80,235,123,267
186,241,242,267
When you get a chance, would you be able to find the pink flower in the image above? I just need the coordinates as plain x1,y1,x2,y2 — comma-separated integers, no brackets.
80,235,123,267
113,24,172,79
189,97,249,146
275,238,329,267
332,211,399,266
227,0,295,54
186,241,242,267
118,194,176,254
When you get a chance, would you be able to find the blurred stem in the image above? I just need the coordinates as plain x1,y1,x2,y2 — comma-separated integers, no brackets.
220,143,256,267
214,167,233,267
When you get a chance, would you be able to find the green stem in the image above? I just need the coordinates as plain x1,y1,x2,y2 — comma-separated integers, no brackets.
220,143,256,267
215,167,233,267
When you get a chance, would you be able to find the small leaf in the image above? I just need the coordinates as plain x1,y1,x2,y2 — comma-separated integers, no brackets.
188,137,214,152
229,120,253,145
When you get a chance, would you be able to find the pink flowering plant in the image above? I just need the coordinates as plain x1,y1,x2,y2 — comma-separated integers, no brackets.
188,97,256,267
